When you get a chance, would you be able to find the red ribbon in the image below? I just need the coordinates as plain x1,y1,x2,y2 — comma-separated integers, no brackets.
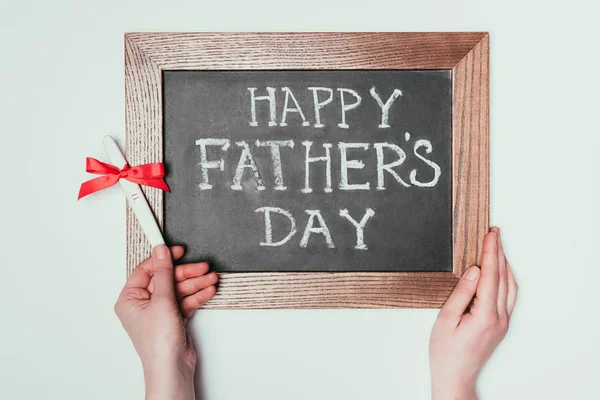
78,157,170,200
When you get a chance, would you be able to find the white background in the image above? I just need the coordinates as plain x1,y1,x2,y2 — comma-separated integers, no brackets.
1,0,599,399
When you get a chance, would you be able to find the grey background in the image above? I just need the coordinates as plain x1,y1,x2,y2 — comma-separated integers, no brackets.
163,70,452,272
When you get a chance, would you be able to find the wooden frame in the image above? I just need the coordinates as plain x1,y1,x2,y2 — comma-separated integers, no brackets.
125,32,489,309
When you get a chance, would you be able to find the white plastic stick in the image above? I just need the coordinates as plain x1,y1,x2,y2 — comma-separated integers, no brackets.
103,135,165,248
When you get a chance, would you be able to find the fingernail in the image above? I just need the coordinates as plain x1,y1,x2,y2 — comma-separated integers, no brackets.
464,266,480,280
153,245,169,260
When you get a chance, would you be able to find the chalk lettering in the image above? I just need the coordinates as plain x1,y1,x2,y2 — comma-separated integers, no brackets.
374,142,411,189
300,210,335,248
337,88,362,129
280,87,310,127
255,207,297,246
255,140,295,190
369,87,403,128
339,208,375,250
301,141,333,194
248,87,277,127
409,139,441,187
231,141,266,191
308,87,333,128
338,142,370,190
195,138,230,190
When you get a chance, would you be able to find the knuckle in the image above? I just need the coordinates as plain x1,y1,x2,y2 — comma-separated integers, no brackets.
181,298,195,314
113,301,122,317
478,311,510,335
198,285,216,302
153,264,173,276
497,311,509,326
193,277,205,292
152,290,172,301
437,309,456,323
207,284,217,296
492,266,500,278
482,249,495,259
456,286,475,297
499,267,508,279
481,312,499,328
182,279,198,294
174,266,184,281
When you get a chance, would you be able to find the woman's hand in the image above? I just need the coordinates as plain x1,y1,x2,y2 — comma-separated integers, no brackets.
429,227,518,400
114,245,218,400
147,246,219,318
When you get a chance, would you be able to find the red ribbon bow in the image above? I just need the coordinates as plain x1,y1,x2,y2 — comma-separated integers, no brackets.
78,157,170,200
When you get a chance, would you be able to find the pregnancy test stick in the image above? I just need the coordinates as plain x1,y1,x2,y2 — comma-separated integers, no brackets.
103,135,165,247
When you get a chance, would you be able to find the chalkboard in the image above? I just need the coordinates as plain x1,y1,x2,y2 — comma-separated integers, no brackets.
163,70,452,272
126,32,491,308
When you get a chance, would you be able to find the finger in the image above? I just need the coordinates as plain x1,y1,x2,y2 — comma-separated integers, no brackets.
177,272,219,299
151,245,176,299
125,259,154,289
147,246,186,294
171,246,186,261
139,246,186,277
476,230,500,315
175,262,210,283
437,266,480,327
506,262,518,317
180,286,217,318
494,227,508,318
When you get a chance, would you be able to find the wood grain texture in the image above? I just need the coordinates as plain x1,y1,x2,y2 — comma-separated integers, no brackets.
452,35,490,276
125,32,487,70
124,35,164,277
125,32,489,308
207,272,456,309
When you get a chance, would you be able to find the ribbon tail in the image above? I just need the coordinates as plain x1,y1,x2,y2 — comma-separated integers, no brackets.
85,157,122,175
78,175,120,200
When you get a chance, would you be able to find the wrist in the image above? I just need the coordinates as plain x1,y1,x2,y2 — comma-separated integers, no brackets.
144,360,195,400
431,379,477,400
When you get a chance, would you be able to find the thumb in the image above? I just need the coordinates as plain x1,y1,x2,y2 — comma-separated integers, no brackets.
438,266,480,326
151,245,176,299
